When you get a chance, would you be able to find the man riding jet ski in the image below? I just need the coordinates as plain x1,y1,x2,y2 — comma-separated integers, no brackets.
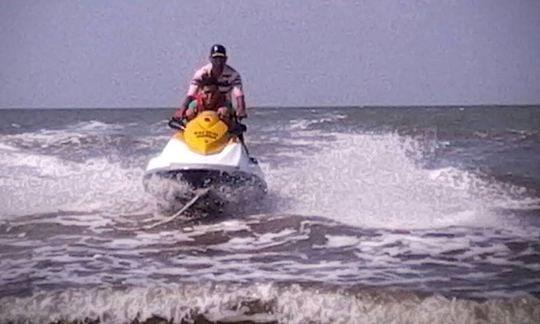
172,44,247,125
143,79,266,211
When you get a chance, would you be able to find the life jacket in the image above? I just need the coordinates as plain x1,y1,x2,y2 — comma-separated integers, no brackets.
193,93,226,113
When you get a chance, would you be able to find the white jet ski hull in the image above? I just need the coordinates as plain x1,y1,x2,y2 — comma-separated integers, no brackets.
143,136,267,198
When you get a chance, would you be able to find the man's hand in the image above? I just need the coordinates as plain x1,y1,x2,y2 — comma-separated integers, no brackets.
175,96,195,120
172,110,184,120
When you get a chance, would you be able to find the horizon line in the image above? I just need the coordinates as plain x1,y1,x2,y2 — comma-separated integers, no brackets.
1,103,539,110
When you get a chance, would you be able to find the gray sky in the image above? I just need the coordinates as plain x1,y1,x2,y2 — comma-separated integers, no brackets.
1,0,539,108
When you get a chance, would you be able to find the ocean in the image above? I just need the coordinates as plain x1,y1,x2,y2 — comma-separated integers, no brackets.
0,106,539,323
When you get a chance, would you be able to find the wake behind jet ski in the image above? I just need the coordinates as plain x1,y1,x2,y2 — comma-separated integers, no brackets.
143,110,267,213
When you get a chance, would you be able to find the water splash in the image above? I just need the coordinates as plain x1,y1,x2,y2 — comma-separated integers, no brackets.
264,132,537,231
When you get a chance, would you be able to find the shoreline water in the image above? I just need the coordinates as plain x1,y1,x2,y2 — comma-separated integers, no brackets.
1,106,539,323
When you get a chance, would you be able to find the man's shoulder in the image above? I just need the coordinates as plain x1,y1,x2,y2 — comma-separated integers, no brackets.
224,64,240,75
193,63,213,77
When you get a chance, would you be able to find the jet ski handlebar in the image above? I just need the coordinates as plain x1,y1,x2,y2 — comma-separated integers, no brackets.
168,118,186,130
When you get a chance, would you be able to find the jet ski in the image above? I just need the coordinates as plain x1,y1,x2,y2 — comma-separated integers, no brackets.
143,111,267,211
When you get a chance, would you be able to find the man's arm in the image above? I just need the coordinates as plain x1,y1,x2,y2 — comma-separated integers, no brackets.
172,68,206,120
235,95,246,119
231,72,246,118
173,95,195,120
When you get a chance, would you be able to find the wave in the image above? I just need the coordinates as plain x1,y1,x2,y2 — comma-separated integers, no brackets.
262,132,538,232
2,127,537,232
65,120,125,133
0,130,166,155
2,213,538,299
0,147,151,217
287,113,348,131
0,283,538,324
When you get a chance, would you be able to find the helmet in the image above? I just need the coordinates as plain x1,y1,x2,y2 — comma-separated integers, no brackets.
210,44,227,58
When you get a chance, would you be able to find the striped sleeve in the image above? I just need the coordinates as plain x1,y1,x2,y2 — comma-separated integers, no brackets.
231,71,244,97
232,72,242,86
186,67,207,96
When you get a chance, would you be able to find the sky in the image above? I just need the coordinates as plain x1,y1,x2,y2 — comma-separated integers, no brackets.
1,0,539,108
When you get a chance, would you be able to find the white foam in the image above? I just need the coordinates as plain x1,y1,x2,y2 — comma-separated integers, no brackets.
66,120,124,133
323,235,361,248
0,143,19,151
264,132,536,231
288,119,311,130
0,147,152,218
288,113,348,130
0,283,537,324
